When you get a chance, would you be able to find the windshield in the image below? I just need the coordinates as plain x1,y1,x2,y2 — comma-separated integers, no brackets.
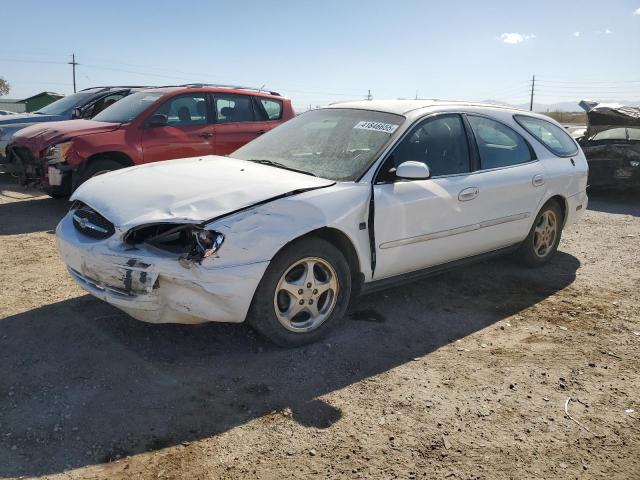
35,91,96,115
92,91,164,123
231,108,404,181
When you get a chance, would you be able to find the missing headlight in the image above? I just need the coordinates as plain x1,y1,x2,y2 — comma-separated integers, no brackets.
180,228,225,267
124,223,224,267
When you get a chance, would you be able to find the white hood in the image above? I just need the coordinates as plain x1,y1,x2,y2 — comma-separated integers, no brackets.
72,156,334,229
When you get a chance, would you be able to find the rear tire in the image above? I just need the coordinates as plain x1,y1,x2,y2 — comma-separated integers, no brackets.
518,200,564,267
247,237,352,347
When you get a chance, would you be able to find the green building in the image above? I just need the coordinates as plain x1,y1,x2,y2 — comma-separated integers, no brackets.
19,91,64,112
0,91,64,113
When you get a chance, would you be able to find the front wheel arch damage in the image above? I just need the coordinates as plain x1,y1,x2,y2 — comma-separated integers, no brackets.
270,227,362,298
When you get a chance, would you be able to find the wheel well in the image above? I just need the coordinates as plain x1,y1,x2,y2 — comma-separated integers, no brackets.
546,195,567,225
86,151,134,169
296,227,363,295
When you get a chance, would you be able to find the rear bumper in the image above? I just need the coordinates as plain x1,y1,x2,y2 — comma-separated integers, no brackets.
56,212,269,324
587,158,640,188
564,190,588,227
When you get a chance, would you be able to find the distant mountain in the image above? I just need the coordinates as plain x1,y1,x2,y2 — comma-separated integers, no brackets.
483,99,640,112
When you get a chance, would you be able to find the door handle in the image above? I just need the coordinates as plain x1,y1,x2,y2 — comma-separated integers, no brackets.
532,174,545,187
198,132,214,139
458,187,479,202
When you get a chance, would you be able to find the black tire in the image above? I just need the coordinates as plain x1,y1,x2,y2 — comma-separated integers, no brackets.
518,200,564,267
247,237,352,347
43,185,70,199
43,171,73,199
77,157,124,189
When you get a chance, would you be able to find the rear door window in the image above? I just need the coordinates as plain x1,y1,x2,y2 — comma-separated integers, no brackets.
514,115,578,156
215,94,255,123
467,115,533,169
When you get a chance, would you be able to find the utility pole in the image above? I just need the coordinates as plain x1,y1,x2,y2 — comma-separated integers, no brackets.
529,74,535,111
68,54,78,93
366,89,372,101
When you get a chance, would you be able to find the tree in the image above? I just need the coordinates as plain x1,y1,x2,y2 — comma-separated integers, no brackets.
0,77,10,96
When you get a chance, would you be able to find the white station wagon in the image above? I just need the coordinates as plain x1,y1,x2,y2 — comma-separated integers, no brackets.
56,100,588,346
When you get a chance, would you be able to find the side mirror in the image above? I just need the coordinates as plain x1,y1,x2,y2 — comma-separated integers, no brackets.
71,107,82,119
147,114,168,127
395,161,430,180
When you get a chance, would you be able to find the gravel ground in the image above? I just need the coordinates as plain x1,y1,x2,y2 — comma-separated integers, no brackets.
0,173,638,480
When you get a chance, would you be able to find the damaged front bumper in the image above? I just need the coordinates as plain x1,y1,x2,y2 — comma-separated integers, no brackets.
6,143,72,191
56,212,269,324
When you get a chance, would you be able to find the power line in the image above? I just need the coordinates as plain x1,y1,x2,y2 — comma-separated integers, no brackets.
0,58,66,65
535,83,640,91
535,93,640,99
536,78,640,85
0,56,363,98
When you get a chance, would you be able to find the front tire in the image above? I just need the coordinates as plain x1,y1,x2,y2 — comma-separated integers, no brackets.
44,171,73,199
519,200,563,267
247,237,352,347
77,158,124,190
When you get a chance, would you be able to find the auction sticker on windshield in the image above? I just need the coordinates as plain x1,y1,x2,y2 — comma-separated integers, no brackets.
354,121,399,134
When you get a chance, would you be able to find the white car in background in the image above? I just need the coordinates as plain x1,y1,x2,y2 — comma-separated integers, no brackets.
56,100,588,346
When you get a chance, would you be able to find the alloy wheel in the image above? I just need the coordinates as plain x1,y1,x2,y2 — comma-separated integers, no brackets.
273,256,339,333
533,210,558,258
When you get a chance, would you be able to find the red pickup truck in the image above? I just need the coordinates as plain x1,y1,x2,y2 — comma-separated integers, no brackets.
9,84,294,197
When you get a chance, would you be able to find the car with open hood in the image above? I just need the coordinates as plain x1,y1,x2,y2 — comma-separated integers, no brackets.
576,100,640,189
56,100,588,346
1,86,148,167
8,84,294,197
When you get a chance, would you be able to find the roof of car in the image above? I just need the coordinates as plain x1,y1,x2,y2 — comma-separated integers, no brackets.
138,84,282,97
327,99,533,116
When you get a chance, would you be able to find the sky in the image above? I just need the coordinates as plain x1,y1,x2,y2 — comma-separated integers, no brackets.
1,0,639,111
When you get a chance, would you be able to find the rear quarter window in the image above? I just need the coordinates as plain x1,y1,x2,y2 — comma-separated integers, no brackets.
514,115,578,157
259,98,283,120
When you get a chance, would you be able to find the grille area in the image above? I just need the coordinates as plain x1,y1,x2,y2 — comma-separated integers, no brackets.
72,204,115,239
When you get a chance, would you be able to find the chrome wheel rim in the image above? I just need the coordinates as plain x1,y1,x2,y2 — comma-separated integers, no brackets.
274,256,339,333
533,210,558,258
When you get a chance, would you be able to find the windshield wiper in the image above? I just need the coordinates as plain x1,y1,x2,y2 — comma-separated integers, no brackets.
247,159,317,177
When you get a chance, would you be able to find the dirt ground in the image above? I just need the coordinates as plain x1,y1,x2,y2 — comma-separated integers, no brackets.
0,172,638,480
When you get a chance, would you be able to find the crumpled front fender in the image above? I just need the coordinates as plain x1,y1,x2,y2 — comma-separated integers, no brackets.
202,183,372,277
